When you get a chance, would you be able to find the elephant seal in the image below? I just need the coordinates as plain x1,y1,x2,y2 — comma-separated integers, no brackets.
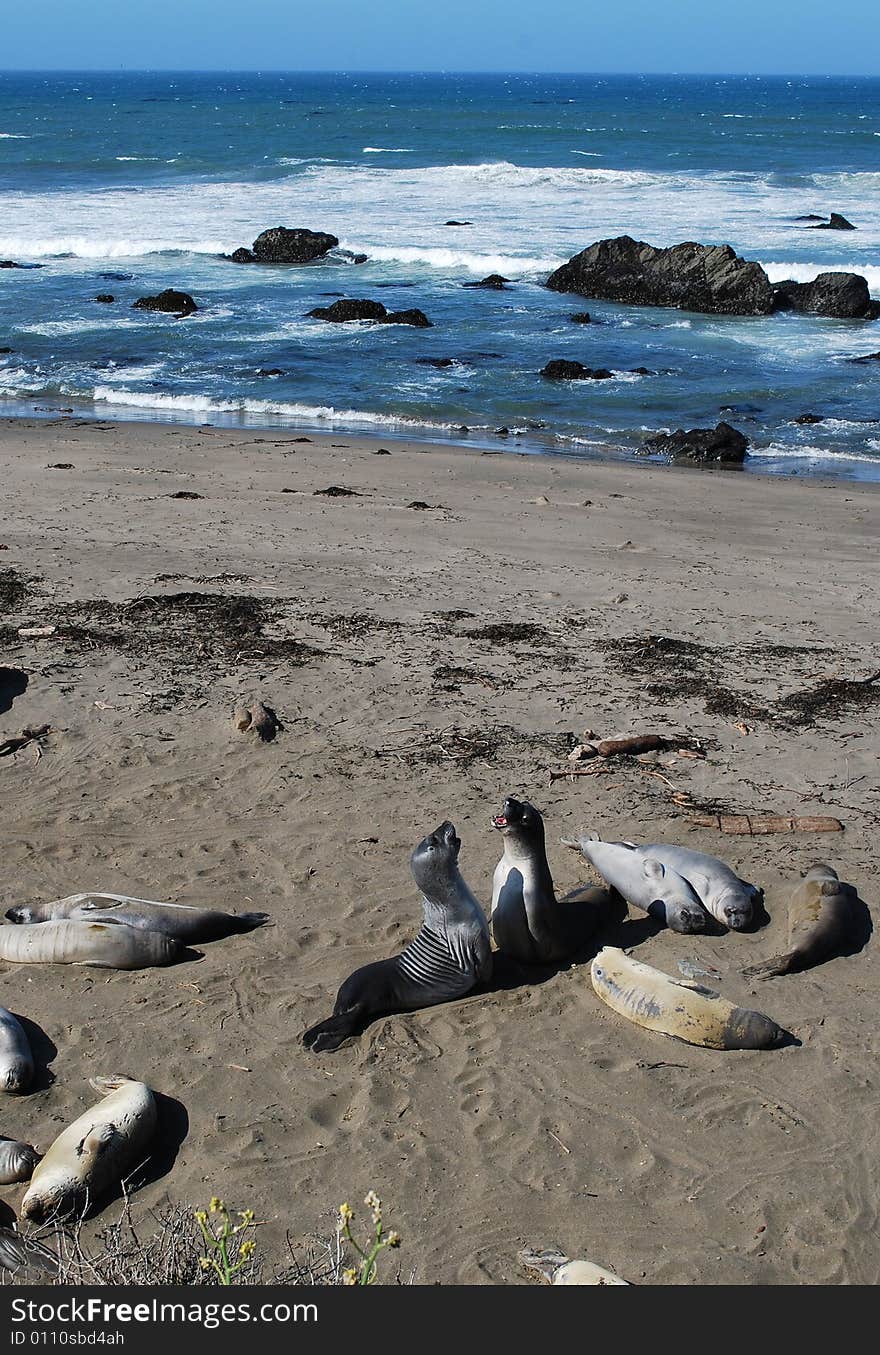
590,946,787,1049
21,1076,157,1223
0,1007,34,1092
519,1246,630,1286
491,797,614,963
742,864,859,979
562,834,709,934
6,893,269,945
0,920,186,968
302,821,492,1053
640,844,758,930
0,1137,40,1184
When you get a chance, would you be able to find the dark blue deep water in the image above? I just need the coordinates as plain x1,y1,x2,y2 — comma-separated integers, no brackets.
2,72,880,477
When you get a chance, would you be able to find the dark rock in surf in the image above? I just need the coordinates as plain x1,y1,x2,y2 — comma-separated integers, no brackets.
132,288,198,316
540,359,613,380
640,421,749,466
308,298,433,327
445,220,472,226
809,213,856,231
771,272,879,320
95,294,115,304
570,312,592,323
546,235,775,316
230,227,339,266
794,412,824,424
848,351,880,363
1,260,43,270
416,357,457,368
463,274,510,289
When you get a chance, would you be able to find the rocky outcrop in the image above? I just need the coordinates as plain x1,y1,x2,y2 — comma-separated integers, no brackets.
95,294,115,303
772,273,880,319
416,357,457,367
444,220,472,226
570,311,592,324
132,288,198,316
0,260,43,270
794,412,824,424
307,299,433,327
640,421,748,466
540,359,613,380
230,227,339,265
546,236,775,316
848,351,880,364
463,274,509,289
809,213,856,230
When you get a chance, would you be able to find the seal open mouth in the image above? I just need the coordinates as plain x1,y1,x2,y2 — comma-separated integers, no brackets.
493,796,525,831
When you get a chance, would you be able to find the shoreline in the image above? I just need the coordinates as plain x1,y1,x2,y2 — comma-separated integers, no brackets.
1,414,880,1284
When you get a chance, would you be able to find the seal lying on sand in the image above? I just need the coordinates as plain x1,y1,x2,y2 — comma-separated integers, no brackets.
640,844,758,930
0,1007,34,1092
491,797,615,963
0,920,186,969
21,1076,157,1223
742,864,859,979
6,893,268,945
519,1245,630,1285
0,1137,40,1184
590,946,788,1049
303,821,491,1053
562,834,709,934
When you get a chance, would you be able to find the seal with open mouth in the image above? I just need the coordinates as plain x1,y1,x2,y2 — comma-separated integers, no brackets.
302,821,492,1053
491,796,615,963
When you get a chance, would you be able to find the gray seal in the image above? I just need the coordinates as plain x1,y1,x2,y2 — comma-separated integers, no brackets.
639,843,758,930
491,797,615,963
6,893,269,945
302,821,492,1052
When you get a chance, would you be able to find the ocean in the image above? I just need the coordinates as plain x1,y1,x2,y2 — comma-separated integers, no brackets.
1,70,879,479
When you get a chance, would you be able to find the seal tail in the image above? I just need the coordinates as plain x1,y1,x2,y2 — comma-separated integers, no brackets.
230,911,271,933
741,951,796,981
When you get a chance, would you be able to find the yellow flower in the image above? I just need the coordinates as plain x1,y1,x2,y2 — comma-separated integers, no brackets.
238,1209,255,1225
194,1211,208,1226
338,1202,353,1223
239,1240,256,1260
342,1268,358,1286
209,1197,225,1214
363,1190,381,1210
385,1231,401,1248
199,1257,212,1271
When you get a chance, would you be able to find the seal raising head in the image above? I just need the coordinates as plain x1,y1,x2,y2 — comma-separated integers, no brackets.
303,820,492,1053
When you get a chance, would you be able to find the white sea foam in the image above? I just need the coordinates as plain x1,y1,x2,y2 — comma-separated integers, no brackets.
362,147,413,153
91,385,463,430
749,443,880,465
0,234,227,260
0,133,31,139
358,244,560,276
763,261,880,294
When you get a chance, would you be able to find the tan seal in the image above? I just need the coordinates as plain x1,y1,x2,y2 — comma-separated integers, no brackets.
742,864,859,979
590,946,788,1050
21,1076,157,1222
519,1246,630,1285
0,920,185,969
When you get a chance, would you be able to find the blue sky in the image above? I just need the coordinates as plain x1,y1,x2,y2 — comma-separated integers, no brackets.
0,0,876,75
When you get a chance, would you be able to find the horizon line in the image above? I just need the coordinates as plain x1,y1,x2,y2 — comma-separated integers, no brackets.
1,67,878,79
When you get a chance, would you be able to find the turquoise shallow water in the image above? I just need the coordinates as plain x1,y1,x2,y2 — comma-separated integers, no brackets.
1,71,879,479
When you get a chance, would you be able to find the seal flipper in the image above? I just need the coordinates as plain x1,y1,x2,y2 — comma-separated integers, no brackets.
742,952,796,980
230,912,271,933
76,1123,119,1160
0,1226,57,1276
302,1007,366,1053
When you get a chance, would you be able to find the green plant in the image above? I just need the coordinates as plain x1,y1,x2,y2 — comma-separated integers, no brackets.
337,1191,401,1286
195,1198,256,1284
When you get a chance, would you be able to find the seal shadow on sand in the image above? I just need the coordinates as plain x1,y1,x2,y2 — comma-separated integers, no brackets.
839,890,873,960
12,1013,57,1092
0,666,28,716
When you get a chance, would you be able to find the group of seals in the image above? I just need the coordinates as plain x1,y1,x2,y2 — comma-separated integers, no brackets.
7,893,269,945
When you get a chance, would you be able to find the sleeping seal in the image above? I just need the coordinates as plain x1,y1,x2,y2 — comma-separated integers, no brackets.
491,797,615,963
0,1007,34,1092
519,1246,630,1286
742,864,859,979
640,844,758,930
562,834,709,934
591,946,787,1049
0,920,185,968
6,893,269,944
21,1076,157,1223
303,820,492,1052
0,1137,40,1184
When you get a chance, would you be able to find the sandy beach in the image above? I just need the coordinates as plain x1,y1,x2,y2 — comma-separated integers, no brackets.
1,413,879,1285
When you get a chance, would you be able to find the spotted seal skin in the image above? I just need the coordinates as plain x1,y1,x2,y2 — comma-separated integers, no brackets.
6,893,269,945
563,835,710,934
742,864,859,979
491,797,614,963
0,1137,40,1184
21,1076,157,1224
590,946,787,1049
639,844,758,930
0,920,185,969
302,821,492,1053
0,1007,34,1092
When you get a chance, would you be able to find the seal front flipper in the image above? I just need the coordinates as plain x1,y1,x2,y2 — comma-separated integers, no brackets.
76,1123,119,1161
302,1008,364,1053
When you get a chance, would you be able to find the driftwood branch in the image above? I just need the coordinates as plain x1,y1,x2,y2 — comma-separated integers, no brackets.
688,814,844,834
